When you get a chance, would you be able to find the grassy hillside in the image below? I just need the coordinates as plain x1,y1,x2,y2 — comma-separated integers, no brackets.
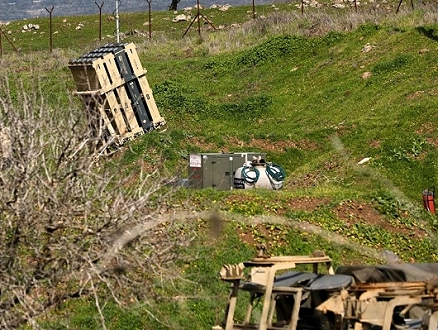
3,2,438,329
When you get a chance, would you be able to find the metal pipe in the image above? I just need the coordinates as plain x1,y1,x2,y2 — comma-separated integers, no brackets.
115,0,120,42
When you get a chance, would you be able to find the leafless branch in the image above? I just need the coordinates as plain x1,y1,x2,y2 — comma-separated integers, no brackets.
0,77,194,329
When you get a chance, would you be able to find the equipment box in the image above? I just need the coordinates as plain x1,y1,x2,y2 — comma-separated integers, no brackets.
68,42,166,152
188,152,266,190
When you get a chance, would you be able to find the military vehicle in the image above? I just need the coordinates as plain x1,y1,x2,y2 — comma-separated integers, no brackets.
214,247,438,330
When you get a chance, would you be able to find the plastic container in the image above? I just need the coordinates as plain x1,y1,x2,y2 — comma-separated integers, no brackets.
423,187,435,214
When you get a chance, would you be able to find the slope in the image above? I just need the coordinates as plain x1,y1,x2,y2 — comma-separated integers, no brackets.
3,4,438,330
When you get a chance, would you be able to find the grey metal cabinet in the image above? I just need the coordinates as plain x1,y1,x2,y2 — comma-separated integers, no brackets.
188,152,266,190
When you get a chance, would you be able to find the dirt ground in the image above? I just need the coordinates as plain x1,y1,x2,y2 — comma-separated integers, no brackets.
224,193,427,262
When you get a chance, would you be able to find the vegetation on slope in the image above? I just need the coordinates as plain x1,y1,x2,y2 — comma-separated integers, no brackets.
2,2,438,329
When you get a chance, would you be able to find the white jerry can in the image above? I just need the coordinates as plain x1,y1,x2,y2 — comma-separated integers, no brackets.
234,158,285,190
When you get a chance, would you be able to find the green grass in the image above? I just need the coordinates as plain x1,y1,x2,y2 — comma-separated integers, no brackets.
6,1,438,329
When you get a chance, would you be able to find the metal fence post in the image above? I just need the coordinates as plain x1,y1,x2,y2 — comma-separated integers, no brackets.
95,1,104,41
45,6,54,53
146,0,152,39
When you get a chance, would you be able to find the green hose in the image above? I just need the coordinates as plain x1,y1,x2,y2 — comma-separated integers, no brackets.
242,166,260,184
266,163,286,182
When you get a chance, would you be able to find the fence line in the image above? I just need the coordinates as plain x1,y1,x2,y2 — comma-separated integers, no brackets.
0,0,418,54
0,0,258,22
0,1,254,54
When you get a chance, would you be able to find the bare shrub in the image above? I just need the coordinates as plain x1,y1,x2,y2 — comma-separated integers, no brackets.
0,77,191,329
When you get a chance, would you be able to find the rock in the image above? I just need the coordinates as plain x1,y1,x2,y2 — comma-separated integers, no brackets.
22,23,39,32
357,157,371,165
362,43,373,52
172,14,188,22
219,4,232,11
126,29,144,36
362,71,372,79
301,0,319,6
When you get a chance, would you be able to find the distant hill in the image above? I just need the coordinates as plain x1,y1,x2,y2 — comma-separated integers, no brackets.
0,0,275,21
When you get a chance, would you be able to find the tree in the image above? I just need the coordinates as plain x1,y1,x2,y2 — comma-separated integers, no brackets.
168,0,181,11
0,78,192,329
